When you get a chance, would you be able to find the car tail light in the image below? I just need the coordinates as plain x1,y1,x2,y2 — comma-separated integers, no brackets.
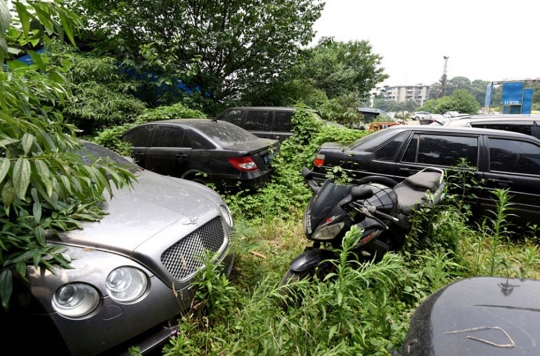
314,154,325,167
228,156,259,172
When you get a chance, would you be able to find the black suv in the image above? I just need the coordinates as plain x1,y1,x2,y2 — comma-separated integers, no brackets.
312,125,540,225
215,106,341,142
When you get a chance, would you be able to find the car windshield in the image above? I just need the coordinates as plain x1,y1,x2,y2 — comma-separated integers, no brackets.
78,141,141,173
194,120,259,145
349,128,401,150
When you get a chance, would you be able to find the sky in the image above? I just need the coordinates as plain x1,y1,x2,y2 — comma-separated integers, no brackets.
312,0,540,87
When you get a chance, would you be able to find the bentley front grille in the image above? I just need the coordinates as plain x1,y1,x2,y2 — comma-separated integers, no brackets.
161,217,225,281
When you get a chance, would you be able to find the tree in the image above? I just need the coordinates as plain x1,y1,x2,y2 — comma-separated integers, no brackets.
292,37,389,101
48,43,147,134
417,89,479,114
74,0,324,113
0,0,134,308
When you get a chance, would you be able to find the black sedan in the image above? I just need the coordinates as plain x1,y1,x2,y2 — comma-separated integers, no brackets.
122,119,278,189
311,125,540,226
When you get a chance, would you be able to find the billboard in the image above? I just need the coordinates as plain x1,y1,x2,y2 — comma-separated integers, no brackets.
501,82,525,105
522,88,534,114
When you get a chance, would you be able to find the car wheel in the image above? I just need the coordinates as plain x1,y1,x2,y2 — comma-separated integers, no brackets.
184,171,208,185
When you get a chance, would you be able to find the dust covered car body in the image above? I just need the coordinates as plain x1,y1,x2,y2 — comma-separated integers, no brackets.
2,142,234,355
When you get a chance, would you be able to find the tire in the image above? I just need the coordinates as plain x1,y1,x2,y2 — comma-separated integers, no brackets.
277,269,311,309
359,239,389,263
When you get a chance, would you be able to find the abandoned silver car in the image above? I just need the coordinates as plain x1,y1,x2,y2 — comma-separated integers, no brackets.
2,142,235,355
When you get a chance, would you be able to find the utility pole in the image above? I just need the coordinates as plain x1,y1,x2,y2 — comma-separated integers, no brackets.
440,56,449,98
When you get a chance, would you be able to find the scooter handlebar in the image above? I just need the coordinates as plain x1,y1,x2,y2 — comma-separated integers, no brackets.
366,205,399,222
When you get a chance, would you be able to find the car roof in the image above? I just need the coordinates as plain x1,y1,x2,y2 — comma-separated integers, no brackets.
221,106,317,112
447,116,540,126
385,124,540,140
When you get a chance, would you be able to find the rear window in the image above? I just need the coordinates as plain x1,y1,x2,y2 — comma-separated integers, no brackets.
78,142,140,172
190,121,259,146
217,109,244,126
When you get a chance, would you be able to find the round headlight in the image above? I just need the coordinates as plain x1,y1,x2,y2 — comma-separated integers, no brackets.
106,267,148,302
220,205,234,227
52,283,99,318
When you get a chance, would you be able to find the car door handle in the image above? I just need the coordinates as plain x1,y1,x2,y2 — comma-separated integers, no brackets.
176,153,188,161
488,178,513,187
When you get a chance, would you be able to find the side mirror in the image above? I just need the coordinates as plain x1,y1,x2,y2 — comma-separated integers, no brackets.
301,167,313,180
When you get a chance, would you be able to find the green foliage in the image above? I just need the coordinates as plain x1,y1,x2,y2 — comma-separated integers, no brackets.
222,106,366,221
75,0,324,113
93,103,206,154
244,37,389,122
418,89,479,114
317,93,364,127
0,0,135,309
44,42,147,135
165,226,468,355
373,98,418,114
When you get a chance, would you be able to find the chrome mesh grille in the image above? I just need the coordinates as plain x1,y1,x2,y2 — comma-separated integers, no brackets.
161,217,225,281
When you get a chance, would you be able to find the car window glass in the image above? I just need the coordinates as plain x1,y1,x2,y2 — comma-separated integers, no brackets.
402,134,478,167
274,111,293,132
218,109,244,126
244,110,268,130
152,126,187,147
78,142,140,173
351,129,403,151
489,138,540,175
471,122,532,136
123,126,154,147
374,132,406,161
190,121,259,147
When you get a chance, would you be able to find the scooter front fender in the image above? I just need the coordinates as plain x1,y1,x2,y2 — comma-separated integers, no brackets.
289,248,336,273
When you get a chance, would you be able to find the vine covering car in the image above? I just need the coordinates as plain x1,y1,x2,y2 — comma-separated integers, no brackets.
1,142,235,356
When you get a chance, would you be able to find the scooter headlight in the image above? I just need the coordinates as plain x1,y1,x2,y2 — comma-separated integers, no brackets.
312,222,345,241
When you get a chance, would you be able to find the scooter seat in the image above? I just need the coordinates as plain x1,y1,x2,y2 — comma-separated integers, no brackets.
394,172,442,215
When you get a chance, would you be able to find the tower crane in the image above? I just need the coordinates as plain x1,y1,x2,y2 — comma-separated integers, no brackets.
440,56,449,97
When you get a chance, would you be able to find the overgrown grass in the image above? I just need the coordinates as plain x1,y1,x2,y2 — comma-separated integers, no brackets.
128,108,540,355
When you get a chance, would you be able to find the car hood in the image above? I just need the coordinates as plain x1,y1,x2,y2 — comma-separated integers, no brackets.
402,277,540,355
57,170,224,254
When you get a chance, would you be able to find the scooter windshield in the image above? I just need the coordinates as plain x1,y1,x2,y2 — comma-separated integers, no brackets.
310,180,353,220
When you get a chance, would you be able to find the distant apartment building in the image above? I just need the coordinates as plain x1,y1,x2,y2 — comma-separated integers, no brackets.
384,84,430,106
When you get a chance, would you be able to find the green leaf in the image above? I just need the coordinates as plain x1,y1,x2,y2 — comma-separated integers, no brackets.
328,325,338,341
0,158,10,184
28,50,46,71
21,133,35,155
15,261,27,279
33,201,42,224
14,2,30,37
0,270,13,309
0,1,10,35
7,59,28,70
34,226,46,246
1,182,15,206
13,158,31,200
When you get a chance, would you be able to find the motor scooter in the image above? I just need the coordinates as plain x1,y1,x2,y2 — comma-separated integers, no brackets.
280,167,445,286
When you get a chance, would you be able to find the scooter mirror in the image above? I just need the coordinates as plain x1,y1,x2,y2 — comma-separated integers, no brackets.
301,167,313,180
351,186,373,200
